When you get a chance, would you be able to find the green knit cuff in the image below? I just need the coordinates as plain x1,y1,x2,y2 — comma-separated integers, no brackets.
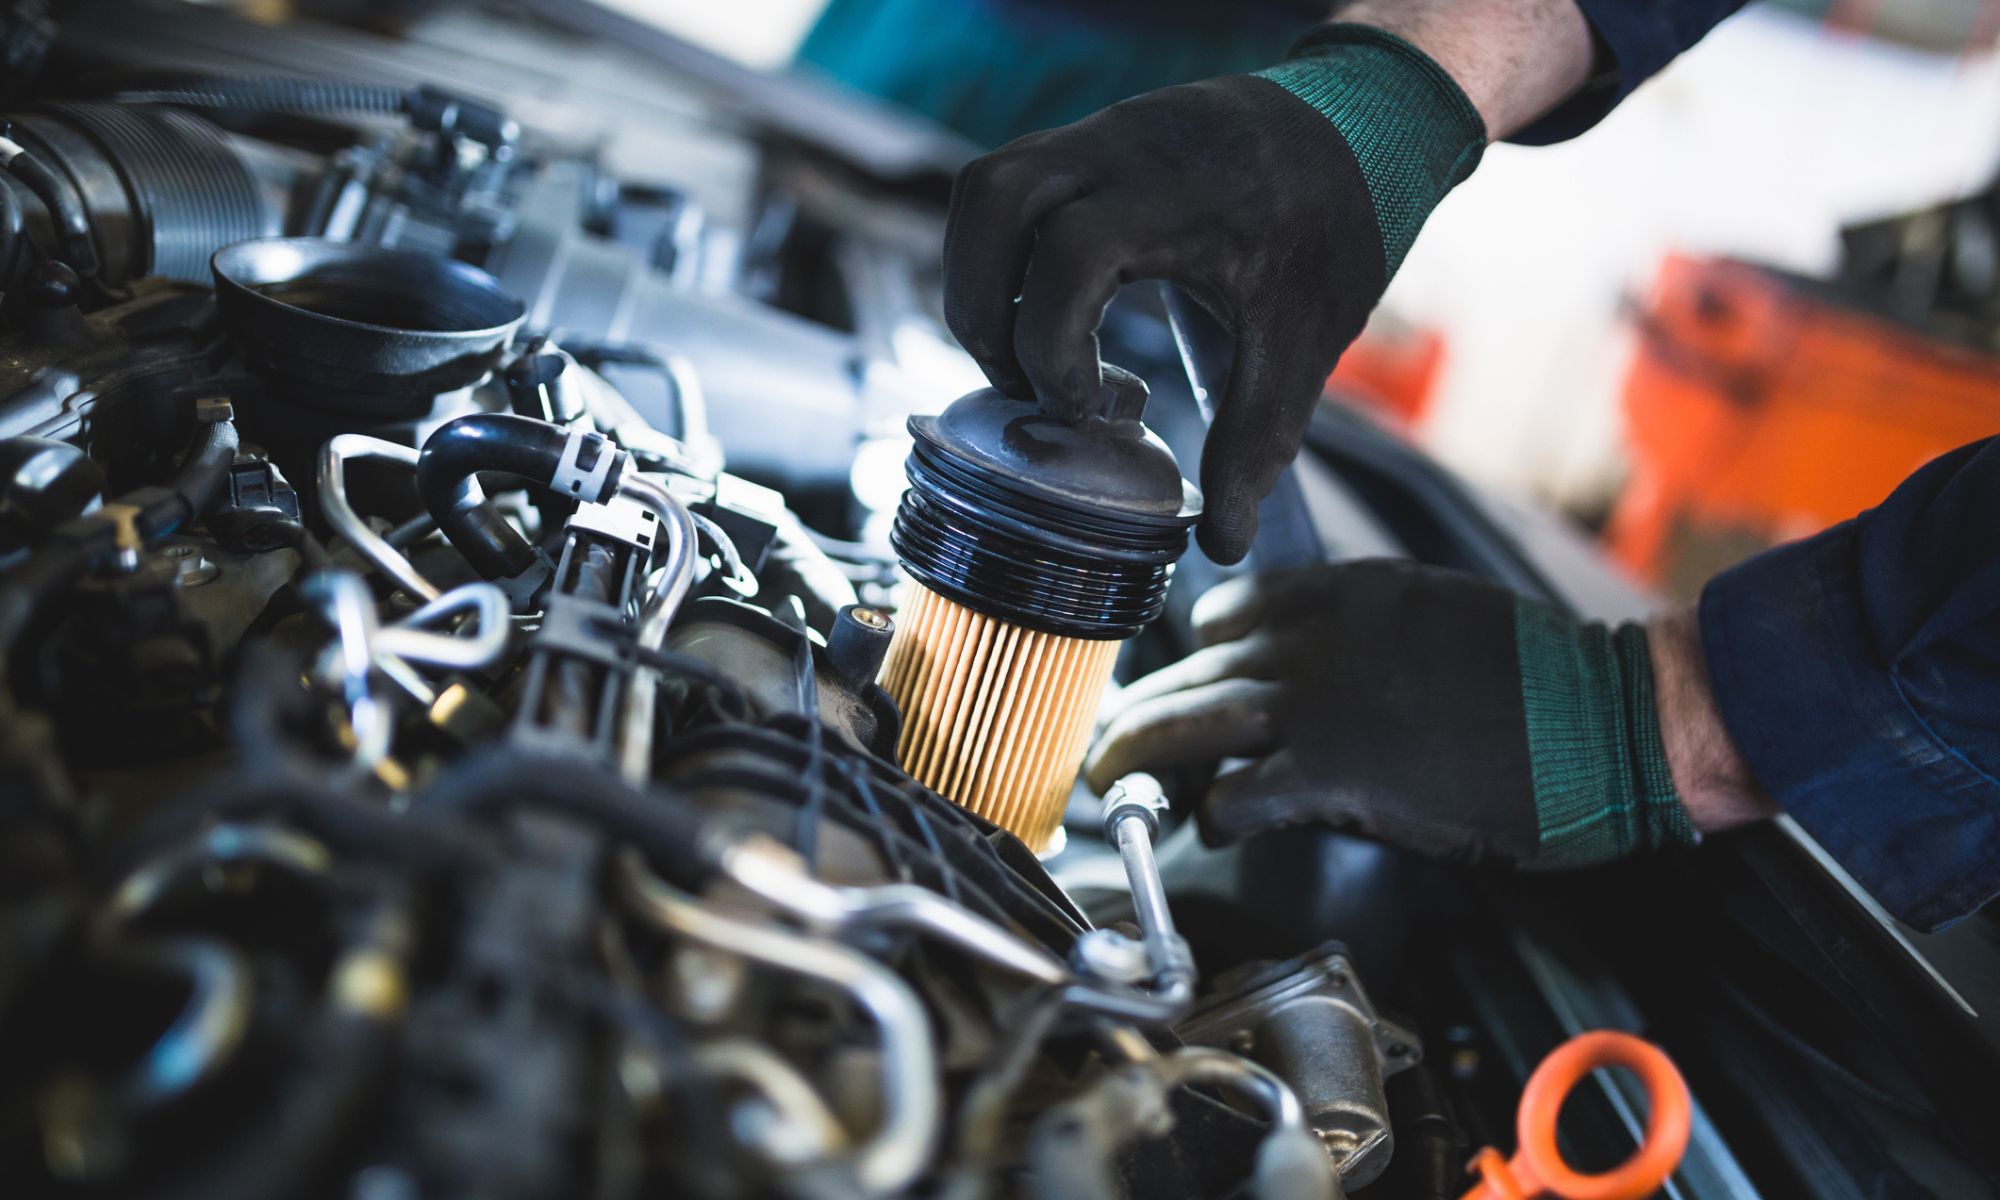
1515,599,1694,868
1252,25,1487,277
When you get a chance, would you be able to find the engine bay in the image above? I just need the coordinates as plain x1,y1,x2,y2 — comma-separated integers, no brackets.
3,3,1997,1198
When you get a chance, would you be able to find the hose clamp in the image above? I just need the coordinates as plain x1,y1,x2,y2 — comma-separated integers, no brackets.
551,430,619,504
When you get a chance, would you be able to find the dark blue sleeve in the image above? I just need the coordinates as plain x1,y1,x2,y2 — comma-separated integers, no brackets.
1698,438,2000,932
1512,0,1751,144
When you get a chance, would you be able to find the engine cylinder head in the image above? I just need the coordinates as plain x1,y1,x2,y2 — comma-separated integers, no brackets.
882,368,1199,851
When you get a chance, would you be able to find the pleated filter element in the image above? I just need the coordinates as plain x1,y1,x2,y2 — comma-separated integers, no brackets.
881,583,1120,853
883,367,1200,852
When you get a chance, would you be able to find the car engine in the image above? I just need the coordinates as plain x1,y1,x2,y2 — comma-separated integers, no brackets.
19,3,2000,1199
0,4,1444,1199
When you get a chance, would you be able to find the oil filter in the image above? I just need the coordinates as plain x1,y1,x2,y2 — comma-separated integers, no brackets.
880,367,1200,852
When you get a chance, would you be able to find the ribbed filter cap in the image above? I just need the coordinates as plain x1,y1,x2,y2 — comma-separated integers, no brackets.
892,366,1201,639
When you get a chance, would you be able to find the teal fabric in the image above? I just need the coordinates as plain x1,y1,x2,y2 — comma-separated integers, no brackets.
1515,599,1694,867
1253,26,1485,277
796,0,1295,148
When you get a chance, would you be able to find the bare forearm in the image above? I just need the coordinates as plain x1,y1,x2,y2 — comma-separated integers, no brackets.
1648,606,1778,833
1329,0,1596,139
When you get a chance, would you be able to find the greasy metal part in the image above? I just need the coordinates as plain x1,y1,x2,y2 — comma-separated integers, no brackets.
1071,928,1151,986
615,853,940,1193
319,435,441,602
1026,1046,1338,1200
1177,942,1420,1189
656,762,1217,1027
1154,1047,1309,1147
614,470,700,782
1158,1050,1344,1200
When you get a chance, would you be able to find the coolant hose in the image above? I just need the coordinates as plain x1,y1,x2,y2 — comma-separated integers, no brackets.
415,413,625,580
0,136,97,277
170,418,240,521
0,174,27,286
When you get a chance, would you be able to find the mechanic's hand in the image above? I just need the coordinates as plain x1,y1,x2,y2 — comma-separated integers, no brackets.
941,26,1486,564
1083,560,1696,866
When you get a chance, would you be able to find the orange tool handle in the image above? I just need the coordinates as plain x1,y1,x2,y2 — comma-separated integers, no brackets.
1460,1031,1692,1200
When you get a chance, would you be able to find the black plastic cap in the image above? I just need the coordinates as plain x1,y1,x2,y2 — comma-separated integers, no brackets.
891,366,1201,639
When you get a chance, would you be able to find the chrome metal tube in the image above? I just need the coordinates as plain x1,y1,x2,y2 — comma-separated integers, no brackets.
613,470,701,781
616,854,940,1193
1096,774,1196,1019
720,834,1070,986
693,1038,851,1163
617,472,700,642
319,435,441,602
372,582,512,672
1156,1048,1307,1133
1114,813,1175,949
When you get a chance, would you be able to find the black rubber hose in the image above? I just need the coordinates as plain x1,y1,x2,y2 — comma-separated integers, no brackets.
415,413,623,580
170,418,239,519
110,73,406,117
131,417,240,544
0,144,98,276
412,749,722,886
111,76,514,150
0,175,28,287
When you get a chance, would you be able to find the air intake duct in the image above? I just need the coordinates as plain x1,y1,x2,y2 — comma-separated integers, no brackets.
7,102,267,285
881,366,1200,852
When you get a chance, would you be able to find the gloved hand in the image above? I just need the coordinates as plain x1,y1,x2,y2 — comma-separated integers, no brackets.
941,25,1487,564
1083,560,1695,866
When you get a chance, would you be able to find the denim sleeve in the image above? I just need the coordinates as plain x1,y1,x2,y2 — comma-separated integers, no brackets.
1511,0,1750,144
1699,438,2000,932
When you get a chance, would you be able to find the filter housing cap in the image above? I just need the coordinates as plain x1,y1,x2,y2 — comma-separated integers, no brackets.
893,366,1201,639
912,367,1200,523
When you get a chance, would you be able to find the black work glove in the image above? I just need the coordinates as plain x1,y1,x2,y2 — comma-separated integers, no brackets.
941,26,1486,564
1083,561,1694,866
